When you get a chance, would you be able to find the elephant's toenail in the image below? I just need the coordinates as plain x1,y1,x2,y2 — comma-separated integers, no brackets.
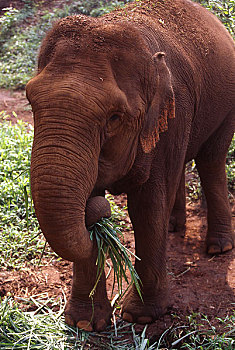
77,320,93,332
222,243,233,252
122,312,134,323
207,245,221,255
64,315,75,327
96,319,106,332
137,316,153,324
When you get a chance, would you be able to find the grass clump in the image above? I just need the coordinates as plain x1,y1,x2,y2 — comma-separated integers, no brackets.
0,295,146,349
164,312,235,350
0,295,89,349
0,296,234,349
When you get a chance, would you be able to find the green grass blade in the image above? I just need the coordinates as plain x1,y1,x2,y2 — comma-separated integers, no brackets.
89,216,143,303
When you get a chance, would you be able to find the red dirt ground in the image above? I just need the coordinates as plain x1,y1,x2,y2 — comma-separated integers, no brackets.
0,89,234,342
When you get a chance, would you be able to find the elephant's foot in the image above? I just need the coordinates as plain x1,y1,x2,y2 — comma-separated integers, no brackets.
206,233,234,254
65,296,112,332
67,256,112,332
121,286,168,324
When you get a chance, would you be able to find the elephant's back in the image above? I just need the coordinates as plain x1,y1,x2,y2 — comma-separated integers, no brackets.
107,0,234,60
106,0,235,92
113,0,235,160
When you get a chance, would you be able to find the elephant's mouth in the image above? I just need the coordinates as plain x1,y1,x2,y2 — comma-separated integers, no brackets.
85,196,111,228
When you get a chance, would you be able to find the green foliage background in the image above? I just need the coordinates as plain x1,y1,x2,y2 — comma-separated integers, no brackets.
0,0,131,88
0,118,51,269
195,0,235,36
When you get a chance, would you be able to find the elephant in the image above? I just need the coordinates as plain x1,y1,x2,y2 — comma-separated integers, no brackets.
26,0,235,332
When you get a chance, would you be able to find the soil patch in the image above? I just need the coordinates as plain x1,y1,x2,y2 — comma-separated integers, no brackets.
0,89,33,124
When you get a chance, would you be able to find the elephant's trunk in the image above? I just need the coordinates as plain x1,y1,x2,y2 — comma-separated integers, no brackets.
30,107,105,262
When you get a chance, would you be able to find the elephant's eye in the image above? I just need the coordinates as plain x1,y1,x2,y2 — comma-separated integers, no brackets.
109,114,120,122
107,113,122,136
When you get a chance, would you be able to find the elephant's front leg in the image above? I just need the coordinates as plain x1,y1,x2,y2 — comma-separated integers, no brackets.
65,257,112,332
122,184,169,324
65,196,112,332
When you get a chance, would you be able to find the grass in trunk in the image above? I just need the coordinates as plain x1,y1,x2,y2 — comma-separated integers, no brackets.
89,217,143,302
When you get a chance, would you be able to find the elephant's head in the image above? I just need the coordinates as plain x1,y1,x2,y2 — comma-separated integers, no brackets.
26,15,175,262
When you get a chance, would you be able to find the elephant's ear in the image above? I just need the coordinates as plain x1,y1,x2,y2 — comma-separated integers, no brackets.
140,52,175,153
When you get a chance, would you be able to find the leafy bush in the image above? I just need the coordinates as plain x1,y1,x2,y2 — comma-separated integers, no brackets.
186,135,234,201
0,117,49,269
63,0,130,17
186,161,202,201
196,0,235,37
0,4,68,88
0,7,20,46
0,1,130,88
226,134,235,192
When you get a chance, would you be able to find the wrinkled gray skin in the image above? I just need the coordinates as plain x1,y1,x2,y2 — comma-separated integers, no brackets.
26,0,235,332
